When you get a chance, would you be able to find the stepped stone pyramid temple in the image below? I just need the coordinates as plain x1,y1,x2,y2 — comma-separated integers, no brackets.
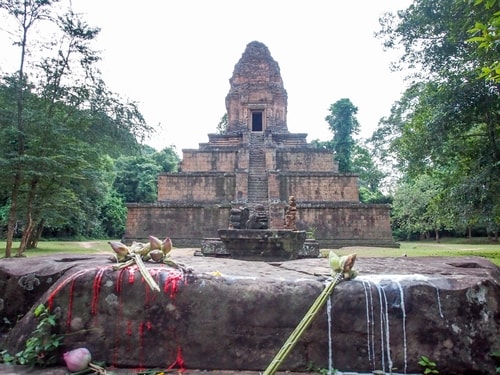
124,41,397,249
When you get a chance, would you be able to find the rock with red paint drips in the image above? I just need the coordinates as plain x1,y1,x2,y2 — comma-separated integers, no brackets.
0,254,499,374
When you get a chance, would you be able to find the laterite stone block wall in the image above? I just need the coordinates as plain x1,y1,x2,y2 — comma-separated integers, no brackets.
275,149,338,172
180,150,240,172
277,173,359,202
296,202,396,247
124,203,231,247
124,201,396,248
157,173,236,202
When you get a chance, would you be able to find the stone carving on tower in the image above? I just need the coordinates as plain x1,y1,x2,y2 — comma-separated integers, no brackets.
225,41,288,134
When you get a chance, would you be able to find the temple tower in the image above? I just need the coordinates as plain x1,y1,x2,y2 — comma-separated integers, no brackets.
225,41,288,133
123,41,398,249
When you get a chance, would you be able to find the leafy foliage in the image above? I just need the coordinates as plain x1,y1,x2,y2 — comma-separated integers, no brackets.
313,136,388,204
392,175,445,240
113,147,179,203
0,1,155,253
1,304,62,367
374,0,500,238
467,0,500,82
151,146,180,173
324,98,360,172
418,355,439,374
216,113,228,134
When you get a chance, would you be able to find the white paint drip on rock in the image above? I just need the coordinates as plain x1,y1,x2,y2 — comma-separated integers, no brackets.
328,274,445,374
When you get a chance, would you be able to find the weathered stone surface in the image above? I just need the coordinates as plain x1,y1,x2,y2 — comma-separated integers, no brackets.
1,253,498,374
225,41,288,133
217,229,307,260
0,366,322,375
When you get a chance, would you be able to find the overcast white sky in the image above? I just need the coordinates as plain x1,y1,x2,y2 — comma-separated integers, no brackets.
2,1,412,153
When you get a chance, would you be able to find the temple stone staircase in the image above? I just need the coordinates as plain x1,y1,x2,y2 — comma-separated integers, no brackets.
247,132,268,203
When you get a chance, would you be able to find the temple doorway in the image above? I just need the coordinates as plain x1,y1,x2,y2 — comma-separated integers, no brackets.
251,111,263,131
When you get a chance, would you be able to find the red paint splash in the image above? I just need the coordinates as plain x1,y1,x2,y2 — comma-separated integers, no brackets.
91,267,106,315
47,269,88,310
113,269,127,368
167,346,186,372
163,270,184,298
65,277,78,330
138,321,146,369
145,269,159,304
128,266,136,284
116,268,127,293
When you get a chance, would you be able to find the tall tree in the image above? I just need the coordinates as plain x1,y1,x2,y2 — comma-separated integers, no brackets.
113,156,159,203
467,0,500,82
392,174,445,240
0,0,57,257
375,0,500,237
351,143,388,203
325,98,360,172
0,2,153,256
151,146,180,173
112,146,179,204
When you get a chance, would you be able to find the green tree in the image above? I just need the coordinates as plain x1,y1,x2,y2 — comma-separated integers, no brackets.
313,137,388,203
99,189,127,238
392,175,444,240
325,98,360,172
216,113,228,134
151,146,180,173
467,0,500,81
351,143,386,194
112,146,179,204
0,0,57,257
113,156,161,203
0,2,152,255
376,0,500,237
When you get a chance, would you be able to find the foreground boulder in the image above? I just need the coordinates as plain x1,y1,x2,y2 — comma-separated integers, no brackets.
0,252,499,374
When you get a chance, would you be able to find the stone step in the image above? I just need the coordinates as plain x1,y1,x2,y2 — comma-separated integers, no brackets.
248,135,267,202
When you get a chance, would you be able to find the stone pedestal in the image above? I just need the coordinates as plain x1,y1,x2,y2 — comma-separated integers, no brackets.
217,229,307,260
200,238,230,256
300,238,320,258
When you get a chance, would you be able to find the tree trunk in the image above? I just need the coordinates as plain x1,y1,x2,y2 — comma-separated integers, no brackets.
17,214,33,257
5,171,21,258
27,219,45,249
4,0,41,258
435,229,440,243
489,231,499,243
17,178,39,256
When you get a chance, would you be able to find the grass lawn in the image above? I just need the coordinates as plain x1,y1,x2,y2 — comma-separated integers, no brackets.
0,237,499,266
334,238,500,266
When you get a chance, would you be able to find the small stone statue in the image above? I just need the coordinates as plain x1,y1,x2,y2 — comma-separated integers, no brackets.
284,195,297,230
246,208,268,229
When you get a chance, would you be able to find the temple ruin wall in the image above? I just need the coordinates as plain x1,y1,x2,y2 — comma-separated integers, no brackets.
124,203,231,247
124,201,394,248
180,150,243,172
274,149,339,172
157,173,236,202
272,173,359,201
297,202,395,247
